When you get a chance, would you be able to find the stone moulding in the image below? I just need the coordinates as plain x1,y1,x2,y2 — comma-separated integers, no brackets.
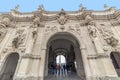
87,54,109,59
22,54,41,59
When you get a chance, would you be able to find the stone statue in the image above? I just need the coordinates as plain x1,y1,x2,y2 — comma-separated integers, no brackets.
12,35,19,48
38,5,44,12
11,5,20,14
12,30,26,48
15,5,19,12
104,4,109,10
79,4,86,12
104,4,116,11
88,21,97,38
32,30,37,38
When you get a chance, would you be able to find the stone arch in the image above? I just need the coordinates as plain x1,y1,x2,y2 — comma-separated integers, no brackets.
110,51,120,77
44,31,87,80
42,31,86,49
0,52,19,80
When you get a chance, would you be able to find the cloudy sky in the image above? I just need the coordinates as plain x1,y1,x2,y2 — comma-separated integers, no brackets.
0,0,120,12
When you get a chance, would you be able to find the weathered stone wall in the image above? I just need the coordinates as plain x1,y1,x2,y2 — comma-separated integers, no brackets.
0,6,120,80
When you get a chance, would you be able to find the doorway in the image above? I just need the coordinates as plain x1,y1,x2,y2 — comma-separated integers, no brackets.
45,33,86,79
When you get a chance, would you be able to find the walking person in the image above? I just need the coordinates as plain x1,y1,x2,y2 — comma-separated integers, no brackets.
61,65,64,76
63,64,66,75
56,64,61,76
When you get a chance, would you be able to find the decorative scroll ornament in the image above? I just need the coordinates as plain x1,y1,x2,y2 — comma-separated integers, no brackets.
33,14,44,27
1,17,11,27
57,9,68,25
33,16,41,26
88,21,97,38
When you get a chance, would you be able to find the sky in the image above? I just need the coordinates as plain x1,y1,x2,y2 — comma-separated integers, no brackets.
0,0,120,12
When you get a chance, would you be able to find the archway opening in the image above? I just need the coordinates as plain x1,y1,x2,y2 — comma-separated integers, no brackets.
45,32,86,79
0,53,19,80
110,52,120,77
56,55,66,65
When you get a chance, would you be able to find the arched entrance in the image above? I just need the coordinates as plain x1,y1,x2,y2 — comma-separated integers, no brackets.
45,32,86,80
0,53,19,80
110,52,120,77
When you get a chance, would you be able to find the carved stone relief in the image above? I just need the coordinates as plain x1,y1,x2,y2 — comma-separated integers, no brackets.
12,29,26,49
99,24,118,47
45,26,58,33
57,9,68,25
69,25,81,34
45,24,81,35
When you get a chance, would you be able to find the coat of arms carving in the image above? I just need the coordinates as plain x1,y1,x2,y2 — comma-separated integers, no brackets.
57,9,68,25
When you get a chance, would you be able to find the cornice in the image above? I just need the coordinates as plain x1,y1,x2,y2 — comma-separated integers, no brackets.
0,9,120,22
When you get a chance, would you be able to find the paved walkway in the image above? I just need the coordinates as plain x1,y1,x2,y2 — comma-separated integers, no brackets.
45,72,84,80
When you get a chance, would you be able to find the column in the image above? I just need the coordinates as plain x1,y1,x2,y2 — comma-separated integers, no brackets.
80,47,93,80
38,49,46,80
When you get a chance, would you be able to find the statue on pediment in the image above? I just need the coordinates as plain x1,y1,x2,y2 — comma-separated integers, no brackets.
38,5,44,12
104,4,116,11
79,4,86,12
11,5,20,14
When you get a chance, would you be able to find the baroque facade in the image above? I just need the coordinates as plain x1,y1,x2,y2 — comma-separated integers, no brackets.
0,5,120,80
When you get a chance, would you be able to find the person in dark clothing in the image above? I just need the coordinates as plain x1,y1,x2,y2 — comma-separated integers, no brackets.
56,64,61,75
